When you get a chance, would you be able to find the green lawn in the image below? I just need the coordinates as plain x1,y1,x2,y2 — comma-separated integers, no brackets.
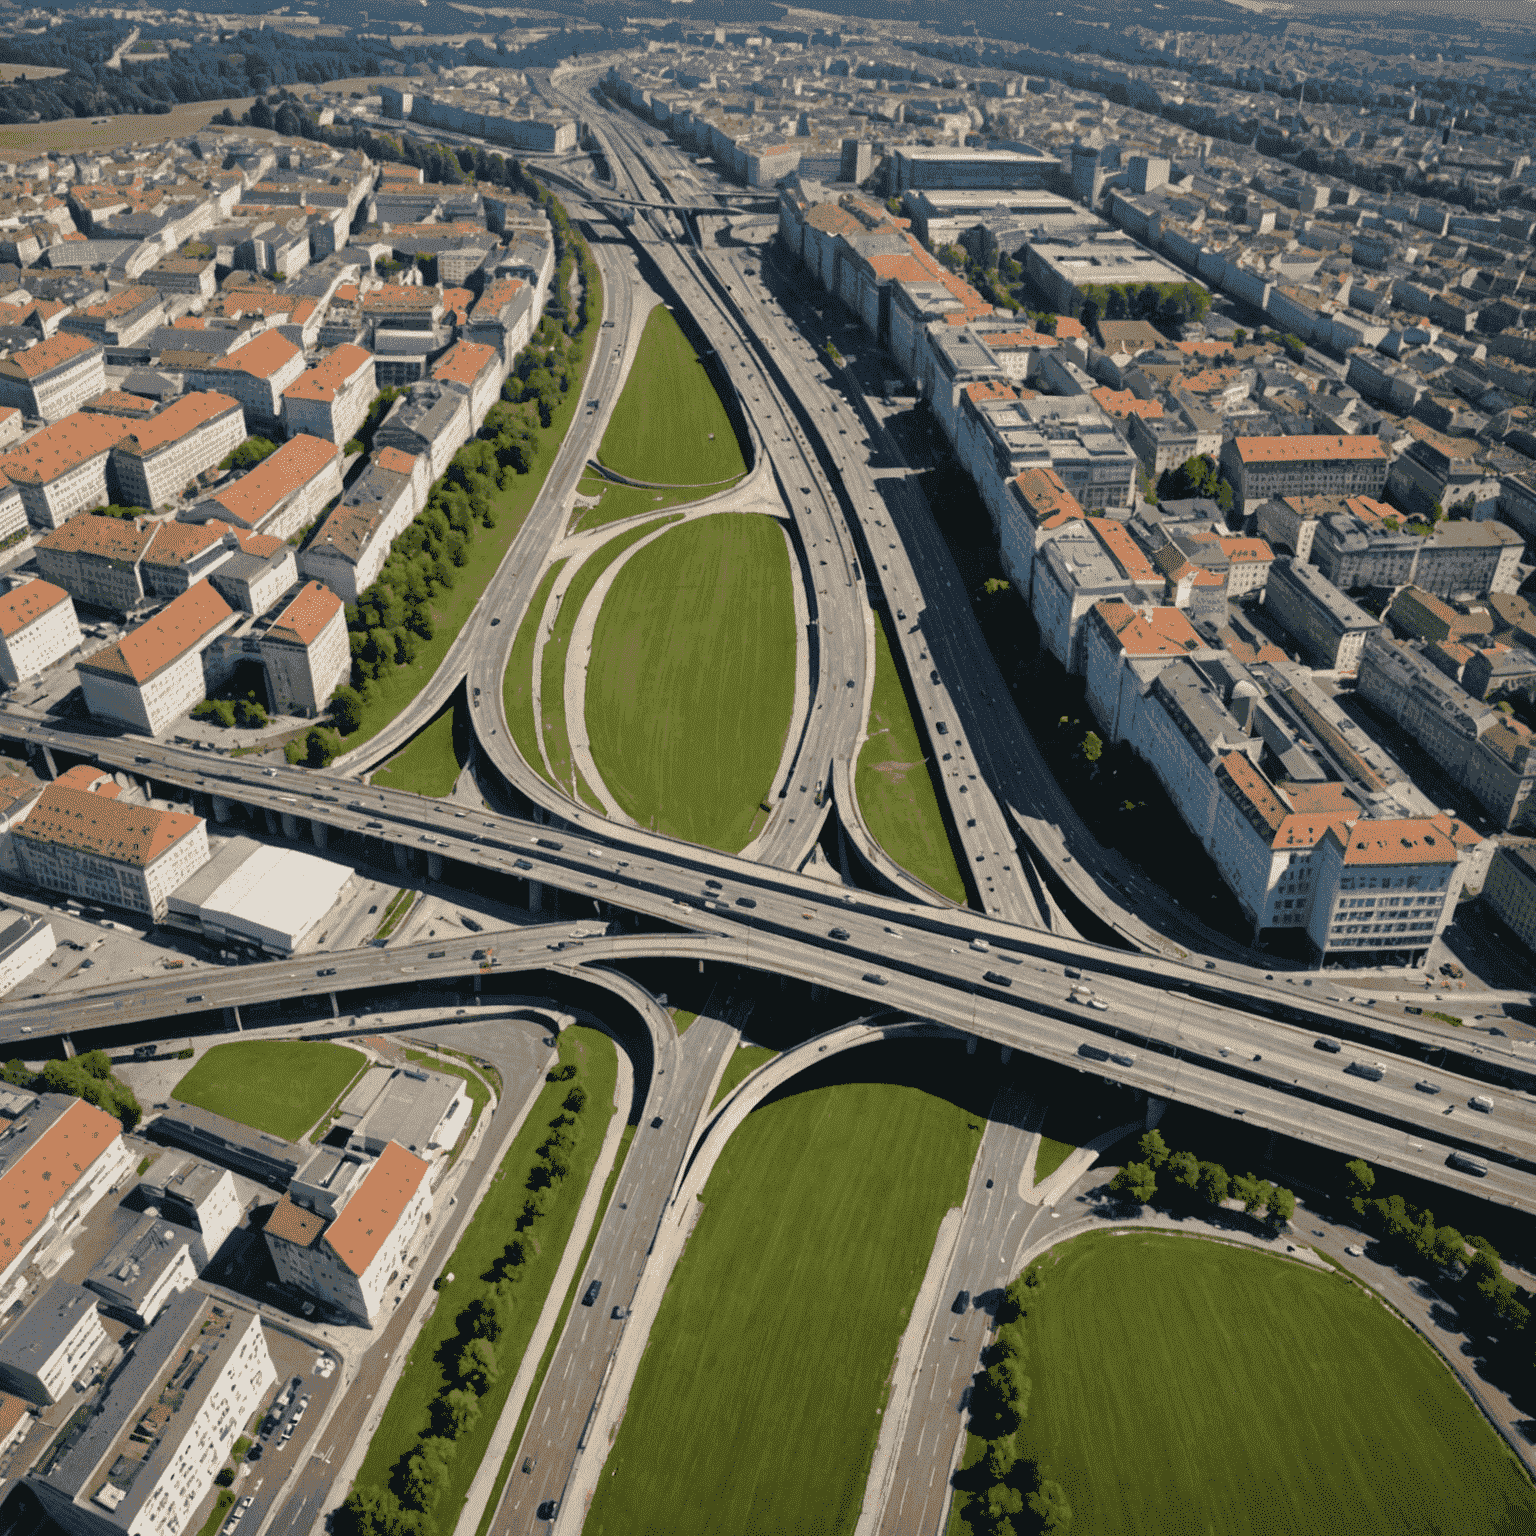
962,1231,1536,1536
585,514,797,851
369,698,468,797
172,1042,366,1141
356,1026,617,1514
537,518,676,798
339,262,602,754
586,1049,984,1536
855,610,968,903
505,559,565,778
1032,1135,1076,1186
568,473,742,534
710,1043,777,1108
596,303,747,487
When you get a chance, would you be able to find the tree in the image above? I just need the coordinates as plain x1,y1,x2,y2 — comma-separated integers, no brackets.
439,1387,480,1436
1231,1172,1266,1213
983,1433,1018,1483
1027,1477,1074,1533
1197,1161,1229,1207
234,698,266,729
547,1062,577,1082
1137,1129,1169,1169
220,436,277,473
1110,1161,1157,1205
339,1485,425,1536
1344,1158,1375,1210
193,698,235,728
1233,327,1248,345
1166,1149,1200,1202
402,1436,453,1513
302,727,341,768
457,1337,498,1394
1268,1186,1296,1227
332,686,364,735
563,1084,587,1114
1079,730,1103,764
983,1482,1024,1530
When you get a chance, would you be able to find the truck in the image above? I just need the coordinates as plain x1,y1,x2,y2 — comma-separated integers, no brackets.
1469,1094,1494,1113
1346,1060,1385,1082
1447,1151,1488,1178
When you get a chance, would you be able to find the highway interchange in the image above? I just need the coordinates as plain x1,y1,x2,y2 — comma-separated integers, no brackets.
1,65,1534,1536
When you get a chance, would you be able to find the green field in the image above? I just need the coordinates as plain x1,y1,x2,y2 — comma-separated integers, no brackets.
357,1026,617,1516
585,514,797,851
855,611,967,902
710,1044,777,1108
1032,1134,1076,1186
369,698,468,797
341,260,602,753
961,1231,1536,1536
586,1048,984,1536
505,559,565,777
172,1042,365,1141
569,472,741,534
536,519,676,799
596,304,747,487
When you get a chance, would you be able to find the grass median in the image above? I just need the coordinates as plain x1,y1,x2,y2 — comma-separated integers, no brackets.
596,303,747,487
949,1230,1536,1536
585,513,796,851
172,1041,365,1141
351,1025,617,1524
504,558,565,779
586,1041,986,1536
536,518,676,799
855,609,967,903
569,473,742,534
370,698,470,798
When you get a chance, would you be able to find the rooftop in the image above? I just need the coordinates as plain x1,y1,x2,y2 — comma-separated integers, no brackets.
79,580,232,684
281,343,373,404
17,781,201,867
0,579,70,639
266,581,341,648
209,329,300,381
323,1141,428,1277
0,413,123,486
1234,434,1388,465
110,391,241,459
0,1097,122,1266
208,435,338,528
0,332,98,383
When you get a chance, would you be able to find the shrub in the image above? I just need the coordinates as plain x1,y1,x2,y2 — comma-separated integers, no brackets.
546,1062,577,1082
563,1084,587,1114
220,437,277,473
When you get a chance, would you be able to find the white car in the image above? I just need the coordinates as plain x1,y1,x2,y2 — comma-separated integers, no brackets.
1344,1244,1365,1257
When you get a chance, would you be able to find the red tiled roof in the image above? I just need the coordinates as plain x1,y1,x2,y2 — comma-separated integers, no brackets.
282,343,373,404
18,781,202,866
324,1141,429,1277
1234,434,1387,465
36,513,154,562
1093,599,1202,656
211,328,301,381
79,580,232,684
430,339,497,388
267,580,341,647
112,391,241,458
0,331,99,382
373,447,420,477
0,1098,122,1265
210,435,338,528
1330,818,1460,866
0,578,69,639
0,413,122,485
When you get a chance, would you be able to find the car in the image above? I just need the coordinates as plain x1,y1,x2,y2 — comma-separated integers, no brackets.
983,971,1012,988
247,1443,262,1461
705,878,722,889
317,967,336,977
1064,968,1081,980
1344,1244,1365,1257
1448,1151,1489,1177
651,1115,664,1128
612,1304,628,1320
929,668,940,684
1087,999,1109,1012
1470,1094,1494,1113
1314,1037,1342,1053
537,1502,559,1522
489,616,500,625
735,896,757,908
952,1289,970,1315
863,971,888,985
1415,1079,1442,1095
581,1280,602,1307
522,1456,537,1475
237,1499,252,1514
263,767,278,777
829,927,850,941
935,720,948,735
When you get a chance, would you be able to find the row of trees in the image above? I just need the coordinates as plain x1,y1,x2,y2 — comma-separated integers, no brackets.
1343,1158,1529,1335
340,1065,591,1536
1109,1128,1297,1229
1,1050,140,1131
959,1271,1073,1536
193,697,267,730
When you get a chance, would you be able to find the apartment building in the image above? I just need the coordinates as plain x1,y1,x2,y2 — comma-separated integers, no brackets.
888,144,1062,193
12,770,209,918
1263,557,1381,674
0,579,81,684
188,330,305,435
430,340,501,426
0,1283,109,1406
106,392,246,511
138,521,242,601
0,909,56,996
185,434,341,543
59,287,164,350
1465,717,1536,830
373,384,470,482
0,1092,133,1296
1031,518,1162,671
300,446,425,602
1481,840,1536,952
137,1156,241,1270
1356,633,1497,783
77,582,239,737
997,465,1087,591
85,1215,197,1327
207,536,294,616
264,1140,432,1326
281,343,375,446
258,582,348,718
464,277,534,367
1305,817,1466,963
1081,599,1207,745
0,334,106,422
0,414,123,530
1313,509,1524,598
30,1292,275,1536
1219,435,1389,512
35,515,159,615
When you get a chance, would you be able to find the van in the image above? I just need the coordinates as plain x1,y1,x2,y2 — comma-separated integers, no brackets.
1448,1151,1488,1177
1110,1051,1135,1067
970,939,989,953
1087,999,1109,1012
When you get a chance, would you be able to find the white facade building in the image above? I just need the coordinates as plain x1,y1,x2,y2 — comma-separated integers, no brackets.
0,579,81,684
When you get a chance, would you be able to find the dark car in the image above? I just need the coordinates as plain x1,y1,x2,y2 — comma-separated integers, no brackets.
983,971,1012,988
581,1280,602,1307
651,1115,664,1129
952,1290,970,1315
489,616,500,626
537,1500,559,1521
829,927,850,941
522,1456,536,1475
736,896,757,908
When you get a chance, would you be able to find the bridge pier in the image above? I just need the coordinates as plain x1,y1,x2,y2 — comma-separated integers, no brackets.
473,972,482,994
394,843,410,874
312,821,329,850
1145,1095,1167,1130
224,1005,242,1032
329,991,339,1018
60,1035,74,1059
280,813,298,839
210,795,233,824
427,852,443,882
527,880,542,912
966,1034,977,1055
264,808,279,835
39,745,57,780
1000,1046,1012,1064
